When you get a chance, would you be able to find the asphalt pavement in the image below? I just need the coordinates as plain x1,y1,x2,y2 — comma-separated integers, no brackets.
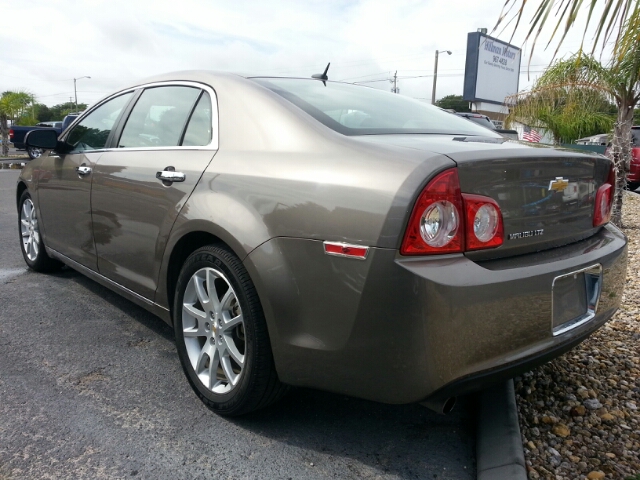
0,167,476,479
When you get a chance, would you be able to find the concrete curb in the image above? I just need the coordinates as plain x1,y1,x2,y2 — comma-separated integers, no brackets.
476,379,527,480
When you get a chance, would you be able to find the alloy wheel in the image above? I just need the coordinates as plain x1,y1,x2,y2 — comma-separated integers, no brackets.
181,267,245,394
20,198,40,261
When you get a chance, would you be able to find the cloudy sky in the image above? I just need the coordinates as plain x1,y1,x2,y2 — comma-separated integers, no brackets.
1,0,610,109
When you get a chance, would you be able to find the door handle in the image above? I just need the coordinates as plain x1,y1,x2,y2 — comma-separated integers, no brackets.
156,168,185,183
76,165,92,176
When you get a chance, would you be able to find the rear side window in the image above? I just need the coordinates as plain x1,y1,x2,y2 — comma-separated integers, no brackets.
182,92,212,146
66,92,133,152
118,86,201,148
632,129,639,146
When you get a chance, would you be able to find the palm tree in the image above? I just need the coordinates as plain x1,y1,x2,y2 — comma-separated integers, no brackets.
506,77,615,144
495,1,640,226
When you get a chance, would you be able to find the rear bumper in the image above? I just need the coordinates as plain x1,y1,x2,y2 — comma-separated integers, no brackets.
246,224,627,404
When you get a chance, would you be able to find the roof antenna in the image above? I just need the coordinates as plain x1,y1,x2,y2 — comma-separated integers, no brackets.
312,62,330,85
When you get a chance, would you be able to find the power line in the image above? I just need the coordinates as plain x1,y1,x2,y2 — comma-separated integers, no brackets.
354,70,545,84
337,71,391,82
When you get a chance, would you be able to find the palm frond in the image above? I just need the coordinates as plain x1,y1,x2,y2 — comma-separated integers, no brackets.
493,0,639,67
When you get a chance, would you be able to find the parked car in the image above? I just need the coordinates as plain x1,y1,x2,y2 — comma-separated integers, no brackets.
454,112,520,140
20,72,627,416
9,113,80,159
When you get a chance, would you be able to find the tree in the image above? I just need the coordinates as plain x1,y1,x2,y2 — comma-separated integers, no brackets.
49,101,87,120
495,2,640,226
0,91,34,157
506,65,616,144
35,103,53,122
435,95,471,112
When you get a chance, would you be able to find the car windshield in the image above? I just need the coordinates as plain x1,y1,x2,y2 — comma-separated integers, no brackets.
252,78,501,137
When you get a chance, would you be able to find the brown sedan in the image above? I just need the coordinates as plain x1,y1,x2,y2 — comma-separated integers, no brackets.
19,72,627,415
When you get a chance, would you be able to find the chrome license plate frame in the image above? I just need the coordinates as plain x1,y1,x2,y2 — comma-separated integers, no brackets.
551,264,603,336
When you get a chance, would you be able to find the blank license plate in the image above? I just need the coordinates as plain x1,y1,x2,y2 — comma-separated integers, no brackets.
551,264,602,335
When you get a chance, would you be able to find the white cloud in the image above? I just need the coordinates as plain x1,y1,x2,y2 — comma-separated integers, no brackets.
0,0,612,109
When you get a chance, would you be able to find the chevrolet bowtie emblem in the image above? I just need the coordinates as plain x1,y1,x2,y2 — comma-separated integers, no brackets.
548,177,569,192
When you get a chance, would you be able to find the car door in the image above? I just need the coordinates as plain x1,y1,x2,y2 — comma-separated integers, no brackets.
36,92,134,269
91,83,218,300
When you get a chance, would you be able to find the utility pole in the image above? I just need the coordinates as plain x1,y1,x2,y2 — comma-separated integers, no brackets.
73,76,91,112
431,50,451,104
431,51,439,104
390,71,399,94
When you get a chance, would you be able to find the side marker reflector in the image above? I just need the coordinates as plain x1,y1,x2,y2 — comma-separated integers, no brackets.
323,241,369,260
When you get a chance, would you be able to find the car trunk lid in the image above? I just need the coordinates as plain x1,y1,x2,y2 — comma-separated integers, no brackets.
454,153,611,259
352,134,612,258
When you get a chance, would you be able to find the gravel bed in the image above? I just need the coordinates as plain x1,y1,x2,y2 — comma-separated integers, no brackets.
516,191,640,480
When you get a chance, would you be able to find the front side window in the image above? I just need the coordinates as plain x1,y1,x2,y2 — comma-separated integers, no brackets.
66,92,133,152
118,86,201,148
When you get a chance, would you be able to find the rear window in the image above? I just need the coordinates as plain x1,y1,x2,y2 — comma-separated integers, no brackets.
632,128,639,146
252,78,501,137
463,115,496,130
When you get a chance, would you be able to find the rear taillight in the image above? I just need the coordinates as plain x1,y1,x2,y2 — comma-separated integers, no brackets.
400,168,504,255
9,129,14,140
462,194,504,250
593,163,615,227
400,169,464,255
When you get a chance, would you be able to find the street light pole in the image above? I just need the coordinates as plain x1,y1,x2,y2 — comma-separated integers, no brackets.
431,50,451,105
73,76,91,112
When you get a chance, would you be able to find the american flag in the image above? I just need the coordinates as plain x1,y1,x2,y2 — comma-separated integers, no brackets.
522,126,542,142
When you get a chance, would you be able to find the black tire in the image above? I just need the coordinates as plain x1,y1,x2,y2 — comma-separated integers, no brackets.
627,182,640,192
173,245,286,416
27,146,43,160
18,191,63,272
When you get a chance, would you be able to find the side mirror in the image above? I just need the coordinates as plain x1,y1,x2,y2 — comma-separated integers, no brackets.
25,129,58,149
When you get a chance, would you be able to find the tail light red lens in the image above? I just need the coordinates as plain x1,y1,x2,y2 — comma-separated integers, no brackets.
401,168,504,255
9,129,14,141
593,163,615,227
462,194,504,250
400,169,464,255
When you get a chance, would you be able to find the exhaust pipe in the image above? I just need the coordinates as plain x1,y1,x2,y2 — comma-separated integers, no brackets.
420,396,456,415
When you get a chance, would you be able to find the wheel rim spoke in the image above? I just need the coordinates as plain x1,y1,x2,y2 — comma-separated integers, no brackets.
206,269,221,312
219,289,234,310
220,357,238,385
194,275,210,311
222,313,243,331
183,303,207,321
224,334,245,367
